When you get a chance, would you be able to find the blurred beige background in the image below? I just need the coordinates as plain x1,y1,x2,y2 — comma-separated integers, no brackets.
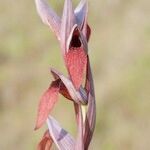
0,0,150,149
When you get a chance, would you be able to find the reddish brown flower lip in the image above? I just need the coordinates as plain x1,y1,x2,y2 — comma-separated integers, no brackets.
35,0,96,149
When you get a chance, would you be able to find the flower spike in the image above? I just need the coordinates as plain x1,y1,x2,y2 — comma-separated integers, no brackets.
35,0,96,149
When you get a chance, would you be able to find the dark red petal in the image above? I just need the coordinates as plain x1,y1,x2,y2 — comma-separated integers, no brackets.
59,82,73,100
50,71,72,100
35,80,60,130
65,47,87,90
86,24,91,42
37,130,53,150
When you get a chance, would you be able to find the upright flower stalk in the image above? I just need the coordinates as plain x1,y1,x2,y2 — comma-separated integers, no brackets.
34,0,96,149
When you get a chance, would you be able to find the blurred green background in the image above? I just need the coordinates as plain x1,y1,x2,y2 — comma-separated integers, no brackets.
0,0,150,149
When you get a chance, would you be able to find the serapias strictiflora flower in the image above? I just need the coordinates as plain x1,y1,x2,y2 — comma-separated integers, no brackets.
34,0,96,150
35,0,91,90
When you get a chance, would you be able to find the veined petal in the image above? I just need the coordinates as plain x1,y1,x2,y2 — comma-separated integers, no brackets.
37,130,53,150
51,68,88,105
74,0,91,42
83,56,96,149
35,0,61,40
75,105,84,150
84,94,96,150
47,116,75,150
74,0,88,30
61,0,76,53
35,80,60,130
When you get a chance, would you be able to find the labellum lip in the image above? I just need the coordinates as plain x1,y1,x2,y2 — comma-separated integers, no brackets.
65,47,87,90
35,80,60,130
65,25,88,90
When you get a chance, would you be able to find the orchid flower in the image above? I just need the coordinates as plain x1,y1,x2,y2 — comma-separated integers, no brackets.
34,0,96,149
